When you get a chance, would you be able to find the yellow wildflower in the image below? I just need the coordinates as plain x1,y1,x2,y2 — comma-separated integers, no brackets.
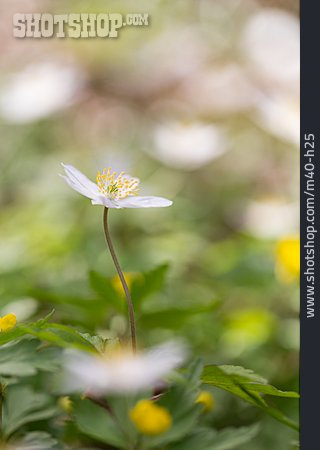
196,391,215,412
58,396,73,413
112,272,135,296
129,399,172,436
0,313,17,332
275,236,300,282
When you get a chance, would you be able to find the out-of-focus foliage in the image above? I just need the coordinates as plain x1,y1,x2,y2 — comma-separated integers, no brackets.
0,0,299,448
0,322,297,449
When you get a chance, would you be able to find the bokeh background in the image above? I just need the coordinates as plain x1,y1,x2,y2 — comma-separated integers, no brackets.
0,1,299,449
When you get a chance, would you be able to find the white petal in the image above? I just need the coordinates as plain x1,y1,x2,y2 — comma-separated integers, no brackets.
62,341,186,395
60,175,94,200
91,195,120,208
117,196,173,208
63,352,110,393
61,163,99,200
145,341,187,375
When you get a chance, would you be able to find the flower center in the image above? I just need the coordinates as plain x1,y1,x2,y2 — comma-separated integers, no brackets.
96,168,140,200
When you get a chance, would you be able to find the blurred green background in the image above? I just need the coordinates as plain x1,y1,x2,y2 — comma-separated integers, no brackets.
0,0,299,448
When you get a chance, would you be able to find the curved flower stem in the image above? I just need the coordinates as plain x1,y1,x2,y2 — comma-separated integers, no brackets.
103,207,137,353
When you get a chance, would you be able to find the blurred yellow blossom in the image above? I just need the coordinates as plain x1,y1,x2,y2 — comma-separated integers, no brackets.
196,391,215,412
112,272,135,296
276,236,300,282
221,308,276,356
129,399,172,436
58,396,73,413
0,313,17,332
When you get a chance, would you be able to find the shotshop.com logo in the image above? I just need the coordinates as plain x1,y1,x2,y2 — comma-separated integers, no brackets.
13,13,149,38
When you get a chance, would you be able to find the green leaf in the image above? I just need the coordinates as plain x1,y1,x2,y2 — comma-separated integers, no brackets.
204,424,260,450
150,400,201,447
0,339,60,378
10,432,58,450
73,397,126,448
168,424,260,450
21,323,98,353
2,384,57,438
0,317,98,353
30,288,107,328
185,358,204,390
36,310,56,326
131,264,169,308
150,363,205,447
140,304,218,330
202,365,299,430
78,332,109,353
89,270,125,313
0,327,26,346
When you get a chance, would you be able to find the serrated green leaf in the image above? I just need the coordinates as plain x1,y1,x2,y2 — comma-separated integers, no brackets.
78,332,109,353
202,365,299,430
22,323,97,352
0,340,60,378
0,318,98,353
2,384,57,437
10,432,58,450
150,368,204,447
217,365,267,384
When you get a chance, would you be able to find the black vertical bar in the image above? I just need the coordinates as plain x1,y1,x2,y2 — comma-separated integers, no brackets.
300,2,320,449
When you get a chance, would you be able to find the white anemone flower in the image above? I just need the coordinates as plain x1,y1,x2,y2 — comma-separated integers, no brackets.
243,199,299,239
63,341,186,394
61,163,172,209
254,93,299,147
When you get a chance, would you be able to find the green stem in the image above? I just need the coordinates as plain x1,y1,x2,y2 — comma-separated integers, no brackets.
103,207,137,353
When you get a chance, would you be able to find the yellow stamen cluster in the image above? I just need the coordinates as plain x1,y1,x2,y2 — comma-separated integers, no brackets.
96,168,140,200
129,399,172,436
0,313,17,332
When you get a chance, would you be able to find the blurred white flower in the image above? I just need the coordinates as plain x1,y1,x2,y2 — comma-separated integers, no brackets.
61,163,172,208
63,341,186,394
243,199,299,239
152,121,225,170
0,63,83,123
254,93,299,146
242,9,299,87
178,65,259,114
